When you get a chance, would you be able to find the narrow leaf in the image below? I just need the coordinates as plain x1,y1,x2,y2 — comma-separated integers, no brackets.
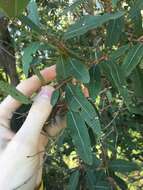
106,17,124,47
68,170,80,190
0,0,29,17
110,44,130,59
51,89,60,106
121,43,143,77
66,84,101,136
27,0,40,26
86,65,101,101
109,159,139,173
0,81,31,104
56,56,90,83
67,111,93,165
64,11,124,40
86,169,96,190
19,16,43,34
22,42,41,77
100,60,132,108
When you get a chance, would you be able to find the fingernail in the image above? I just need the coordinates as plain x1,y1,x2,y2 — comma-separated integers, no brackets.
39,86,54,98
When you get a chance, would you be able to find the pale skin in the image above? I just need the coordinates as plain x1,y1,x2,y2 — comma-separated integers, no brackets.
0,65,65,190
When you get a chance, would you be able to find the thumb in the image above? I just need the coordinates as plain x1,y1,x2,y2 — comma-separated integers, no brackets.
13,86,54,146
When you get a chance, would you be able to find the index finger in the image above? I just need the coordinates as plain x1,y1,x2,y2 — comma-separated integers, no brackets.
0,65,56,122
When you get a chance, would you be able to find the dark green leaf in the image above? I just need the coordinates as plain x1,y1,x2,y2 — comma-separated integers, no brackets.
94,182,111,190
56,55,69,81
66,84,101,136
19,16,43,34
0,0,29,17
32,65,45,84
27,0,40,26
132,67,143,98
86,169,96,190
110,44,130,59
0,81,31,104
121,43,143,77
106,17,124,47
100,60,132,108
109,159,139,173
22,42,41,77
67,111,93,164
86,65,101,101
56,55,90,83
129,0,143,35
64,11,124,40
68,170,80,190
51,89,60,106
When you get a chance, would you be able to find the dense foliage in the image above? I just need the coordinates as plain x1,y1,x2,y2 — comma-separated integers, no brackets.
0,0,143,189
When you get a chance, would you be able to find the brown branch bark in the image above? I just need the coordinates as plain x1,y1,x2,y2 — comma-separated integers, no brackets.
0,17,19,86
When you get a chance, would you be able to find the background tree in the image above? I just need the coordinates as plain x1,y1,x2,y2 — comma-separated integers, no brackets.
0,0,143,189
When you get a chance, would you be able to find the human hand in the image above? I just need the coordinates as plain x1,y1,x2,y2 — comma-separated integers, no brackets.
0,65,65,190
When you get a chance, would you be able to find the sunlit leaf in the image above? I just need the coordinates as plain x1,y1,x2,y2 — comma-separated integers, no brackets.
64,11,124,39
0,0,29,17
27,0,40,26
19,16,43,34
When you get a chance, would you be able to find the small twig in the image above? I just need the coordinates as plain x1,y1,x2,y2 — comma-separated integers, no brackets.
55,77,72,90
0,45,15,59
103,111,120,130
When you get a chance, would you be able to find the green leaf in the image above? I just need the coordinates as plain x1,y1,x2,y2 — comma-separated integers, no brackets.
121,43,143,77
132,67,143,98
129,0,143,35
56,55,69,81
100,60,132,108
109,159,139,173
86,65,101,101
112,0,119,8
66,84,101,136
64,11,124,40
94,182,111,190
0,0,29,17
27,0,40,26
19,16,43,34
22,42,41,77
110,44,130,59
51,89,60,106
67,111,93,165
32,65,45,85
106,17,124,47
68,170,80,190
56,55,90,83
0,81,31,104
86,169,96,190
